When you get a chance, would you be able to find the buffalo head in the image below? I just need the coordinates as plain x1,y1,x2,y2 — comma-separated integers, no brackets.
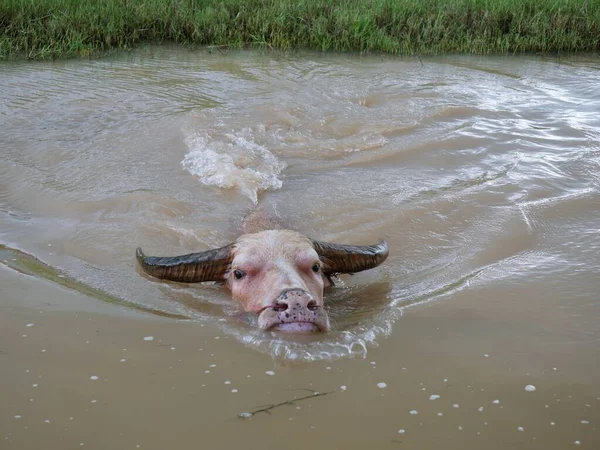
136,230,388,332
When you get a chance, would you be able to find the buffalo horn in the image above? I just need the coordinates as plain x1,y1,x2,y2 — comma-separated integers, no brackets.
312,239,389,275
136,244,234,283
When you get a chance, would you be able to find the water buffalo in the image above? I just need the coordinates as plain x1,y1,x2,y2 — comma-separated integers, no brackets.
136,213,388,332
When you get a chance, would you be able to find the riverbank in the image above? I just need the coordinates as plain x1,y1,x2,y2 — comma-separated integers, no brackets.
1,0,599,60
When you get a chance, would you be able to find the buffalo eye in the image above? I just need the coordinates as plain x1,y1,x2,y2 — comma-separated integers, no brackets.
311,263,320,273
233,269,245,280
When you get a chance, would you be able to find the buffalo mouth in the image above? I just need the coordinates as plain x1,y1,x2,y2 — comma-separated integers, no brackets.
272,322,321,333
258,312,329,333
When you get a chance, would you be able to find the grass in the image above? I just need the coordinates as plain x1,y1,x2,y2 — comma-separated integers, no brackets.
1,0,599,59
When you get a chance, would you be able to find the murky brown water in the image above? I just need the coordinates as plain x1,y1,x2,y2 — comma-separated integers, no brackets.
1,47,599,449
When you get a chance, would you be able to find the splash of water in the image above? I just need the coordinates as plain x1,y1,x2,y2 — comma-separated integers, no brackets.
181,128,285,204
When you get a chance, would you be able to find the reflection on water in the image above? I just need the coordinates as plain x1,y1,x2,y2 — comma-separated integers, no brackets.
1,48,599,361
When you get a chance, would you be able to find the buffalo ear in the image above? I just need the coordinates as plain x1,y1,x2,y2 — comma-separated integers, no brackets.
311,239,389,276
136,244,234,283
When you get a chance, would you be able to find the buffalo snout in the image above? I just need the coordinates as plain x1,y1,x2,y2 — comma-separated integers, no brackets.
260,288,329,332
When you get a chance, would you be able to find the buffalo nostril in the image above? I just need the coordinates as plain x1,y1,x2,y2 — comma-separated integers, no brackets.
273,302,288,312
307,300,318,311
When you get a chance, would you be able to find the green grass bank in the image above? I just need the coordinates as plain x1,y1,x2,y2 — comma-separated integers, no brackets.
1,0,599,60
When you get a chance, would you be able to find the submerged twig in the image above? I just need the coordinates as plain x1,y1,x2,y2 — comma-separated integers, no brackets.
238,391,332,419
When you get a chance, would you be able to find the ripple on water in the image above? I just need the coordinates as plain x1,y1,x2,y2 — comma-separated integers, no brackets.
2,50,600,363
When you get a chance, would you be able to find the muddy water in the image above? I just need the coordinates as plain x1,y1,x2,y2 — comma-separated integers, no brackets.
1,48,599,448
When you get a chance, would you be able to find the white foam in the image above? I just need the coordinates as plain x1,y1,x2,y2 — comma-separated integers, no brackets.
182,130,285,204
90,376,98,381
398,429,405,434
377,382,387,389
429,395,440,400
492,399,500,404
517,426,524,432
265,371,275,376
409,410,418,415
143,336,154,341
525,385,536,392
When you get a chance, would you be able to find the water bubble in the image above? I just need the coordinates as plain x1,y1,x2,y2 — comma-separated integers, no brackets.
525,385,536,392
377,382,387,389
429,395,440,400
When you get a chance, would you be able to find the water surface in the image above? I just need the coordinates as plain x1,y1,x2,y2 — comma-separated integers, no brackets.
1,47,599,448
